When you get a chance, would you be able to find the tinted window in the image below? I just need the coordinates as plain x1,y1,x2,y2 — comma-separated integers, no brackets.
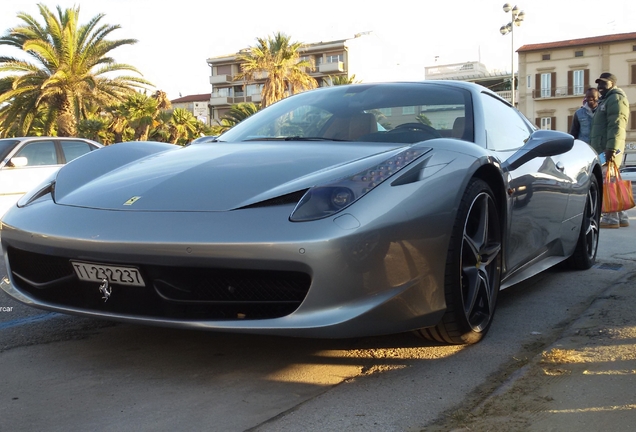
0,139,19,161
60,140,94,162
15,140,58,166
480,93,532,151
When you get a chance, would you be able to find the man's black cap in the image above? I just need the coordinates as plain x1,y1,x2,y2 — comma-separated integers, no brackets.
595,72,617,84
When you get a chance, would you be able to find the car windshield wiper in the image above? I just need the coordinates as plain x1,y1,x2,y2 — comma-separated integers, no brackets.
243,136,349,142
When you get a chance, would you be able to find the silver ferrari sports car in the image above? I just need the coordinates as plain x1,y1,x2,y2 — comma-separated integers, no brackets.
0,81,602,344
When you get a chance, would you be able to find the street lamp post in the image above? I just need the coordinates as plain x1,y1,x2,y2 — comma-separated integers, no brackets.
500,3,525,107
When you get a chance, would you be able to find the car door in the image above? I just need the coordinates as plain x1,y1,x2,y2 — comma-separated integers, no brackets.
480,93,571,274
0,138,98,217
0,139,60,199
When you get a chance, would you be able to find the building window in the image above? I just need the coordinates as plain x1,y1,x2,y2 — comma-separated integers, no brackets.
574,50,583,57
217,65,232,75
326,53,343,63
541,73,552,98
402,106,415,115
542,54,551,61
246,84,260,96
573,70,585,95
214,87,231,98
540,117,551,130
633,45,636,51
378,108,392,116
233,85,244,97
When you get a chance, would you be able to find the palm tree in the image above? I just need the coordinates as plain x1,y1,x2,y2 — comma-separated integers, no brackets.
123,93,159,141
0,4,151,137
235,32,317,107
327,74,362,86
211,102,260,135
167,108,200,145
104,103,132,143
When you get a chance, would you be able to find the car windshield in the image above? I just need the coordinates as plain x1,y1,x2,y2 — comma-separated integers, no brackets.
0,139,19,161
219,83,474,144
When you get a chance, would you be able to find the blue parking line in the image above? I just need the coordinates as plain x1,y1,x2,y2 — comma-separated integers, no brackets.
0,312,61,330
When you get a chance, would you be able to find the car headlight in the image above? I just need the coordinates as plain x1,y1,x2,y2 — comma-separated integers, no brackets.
17,176,56,208
290,148,428,222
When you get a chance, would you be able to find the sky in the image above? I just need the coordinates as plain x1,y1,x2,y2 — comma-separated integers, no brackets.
1,0,635,101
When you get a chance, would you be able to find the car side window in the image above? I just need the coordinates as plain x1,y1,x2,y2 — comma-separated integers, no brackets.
60,140,94,163
15,140,58,166
480,93,532,151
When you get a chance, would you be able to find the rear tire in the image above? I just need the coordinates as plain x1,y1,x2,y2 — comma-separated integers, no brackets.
416,179,502,344
567,175,600,270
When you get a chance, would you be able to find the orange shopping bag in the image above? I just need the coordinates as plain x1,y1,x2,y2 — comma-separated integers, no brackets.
602,161,635,213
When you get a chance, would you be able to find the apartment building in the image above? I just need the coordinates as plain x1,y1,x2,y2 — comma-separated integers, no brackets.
205,32,387,122
517,32,636,164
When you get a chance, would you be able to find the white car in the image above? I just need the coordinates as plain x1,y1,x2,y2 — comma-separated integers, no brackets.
619,166,636,182
0,137,102,218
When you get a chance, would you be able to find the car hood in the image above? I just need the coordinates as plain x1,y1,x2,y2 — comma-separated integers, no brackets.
54,142,415,212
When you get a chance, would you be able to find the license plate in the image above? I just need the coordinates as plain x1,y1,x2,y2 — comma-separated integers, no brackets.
71,261,145,287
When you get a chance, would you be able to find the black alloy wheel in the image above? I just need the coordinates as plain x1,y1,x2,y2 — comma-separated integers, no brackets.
417,178,502,344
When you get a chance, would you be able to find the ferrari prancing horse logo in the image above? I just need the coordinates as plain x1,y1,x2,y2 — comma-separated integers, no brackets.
123,196,142,206
99,278,112,302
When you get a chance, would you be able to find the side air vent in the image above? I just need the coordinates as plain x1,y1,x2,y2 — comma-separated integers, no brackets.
240,189,308,209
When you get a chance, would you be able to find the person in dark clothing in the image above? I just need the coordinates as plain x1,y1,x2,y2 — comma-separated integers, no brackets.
570,88,599,143
590,72,631,228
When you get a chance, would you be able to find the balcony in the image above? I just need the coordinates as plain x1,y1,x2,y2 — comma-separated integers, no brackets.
496,90,513,103
209,96,233,106
252,71,269,80
209,96,258,106
209,74,233,85
532,86,585,99
318,61,344,74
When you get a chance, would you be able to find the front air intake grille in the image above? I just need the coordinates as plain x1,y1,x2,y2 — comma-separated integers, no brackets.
8,247,74,284
7,247,311,320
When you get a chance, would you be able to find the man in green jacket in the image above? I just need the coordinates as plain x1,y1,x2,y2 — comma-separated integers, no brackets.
590,72,631,228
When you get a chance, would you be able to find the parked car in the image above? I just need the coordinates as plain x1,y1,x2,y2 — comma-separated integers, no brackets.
0,137,102,218
619,166,636,182
0,82,602,344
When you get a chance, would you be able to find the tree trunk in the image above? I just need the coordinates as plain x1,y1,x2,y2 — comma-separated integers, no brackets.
57,96,77,137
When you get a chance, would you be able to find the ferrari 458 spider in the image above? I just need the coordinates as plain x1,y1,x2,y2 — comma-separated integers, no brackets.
0,81,602,344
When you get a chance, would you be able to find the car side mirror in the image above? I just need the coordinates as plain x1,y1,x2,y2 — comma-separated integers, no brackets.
9,156,28,167
502,130,574,172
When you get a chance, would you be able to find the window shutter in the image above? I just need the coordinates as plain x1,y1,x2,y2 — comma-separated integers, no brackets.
535,117,540,127
584,69,590,90
631,110,636,130
567,115,573,133
567,71,573,95
551,117,557,130
551,73,557,97
535,74,540,99
632,65,636,85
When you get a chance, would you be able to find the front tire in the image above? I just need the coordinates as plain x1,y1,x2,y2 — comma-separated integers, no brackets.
567,175,600,269
416,179,502,344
